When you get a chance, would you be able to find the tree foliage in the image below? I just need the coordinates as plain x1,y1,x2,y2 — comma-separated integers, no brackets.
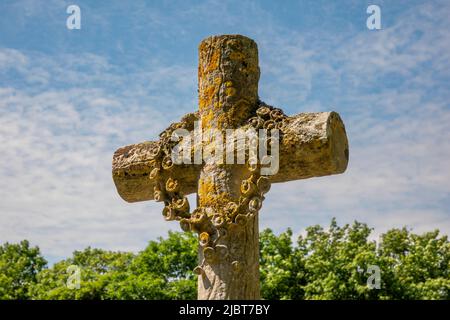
0,220,448,300
0,240,47,299
30,231,197,300
260,219,449,300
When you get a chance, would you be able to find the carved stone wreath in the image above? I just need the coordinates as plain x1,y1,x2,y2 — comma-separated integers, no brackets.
148,100,287,273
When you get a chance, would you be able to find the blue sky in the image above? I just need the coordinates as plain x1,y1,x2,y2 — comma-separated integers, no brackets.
0,0,449,264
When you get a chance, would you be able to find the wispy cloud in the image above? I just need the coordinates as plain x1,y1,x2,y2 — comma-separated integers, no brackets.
257,1,450,239
0,0,449,261
0,49,193,257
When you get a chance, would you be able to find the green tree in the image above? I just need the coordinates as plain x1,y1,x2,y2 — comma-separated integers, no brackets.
260,228,306,299
30,231,197,300
297,219,380,299
104,231,197,300
377,228,450,299
0,240,47,299
259,219,450,300
1,220,449,300
30,247,135,299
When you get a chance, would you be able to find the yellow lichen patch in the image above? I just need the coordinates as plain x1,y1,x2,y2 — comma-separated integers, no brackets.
199,85,217,112
214,76,222,86
213,101,222,110
225,87,236,97
198,40,210,55
224,80,236,97
204,85,216,100
204,49,220,74
201,109,215,130
199,98,206,109
215,112,232,129
198,177,216,207
198,176,233,209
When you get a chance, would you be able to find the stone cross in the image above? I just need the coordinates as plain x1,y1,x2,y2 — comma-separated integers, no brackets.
112,35,349,300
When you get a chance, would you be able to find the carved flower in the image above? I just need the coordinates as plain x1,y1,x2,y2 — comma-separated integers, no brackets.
263,120,276,130
191,208,207,222
217,227,228,238
240,179,256,196
212,214,225,227
189,208,207,233
162,205,176,221
248,117,264,129
224,202,239,219
199,232,210,247
149,143,162,159
270,108,284,120
173,196,190,213
154,190,164,202
256,106,271,118
159,130,169,139
248,196,262,213
257,176,271,194
165,177,179,192
275,119,287,131
162,155,174,170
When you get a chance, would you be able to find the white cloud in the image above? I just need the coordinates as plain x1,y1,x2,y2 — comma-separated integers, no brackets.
256,2,450,240
0,49,194,259
0,1,449,262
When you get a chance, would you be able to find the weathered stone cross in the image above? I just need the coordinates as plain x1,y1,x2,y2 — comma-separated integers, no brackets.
112,35,349,300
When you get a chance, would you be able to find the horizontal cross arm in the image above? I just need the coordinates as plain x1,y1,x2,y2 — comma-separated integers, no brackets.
112,111,348,203
112,141,200,203
271,111,349,183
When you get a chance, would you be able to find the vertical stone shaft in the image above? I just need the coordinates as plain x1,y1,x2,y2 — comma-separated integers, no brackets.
197,35,261,299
